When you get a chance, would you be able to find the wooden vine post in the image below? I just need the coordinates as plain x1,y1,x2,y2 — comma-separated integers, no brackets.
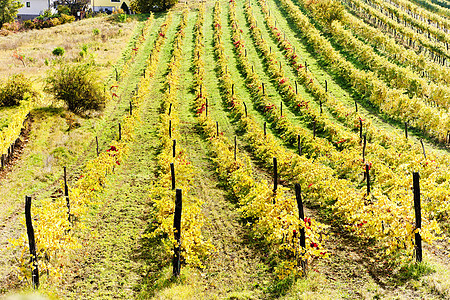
362,134,367,162
273,157,278,195
234,136,237,161
366,163,370,195
169,120,172,138
405,122,408,139
243,102,247,117
264,122,267,137
295,184,307,275
420,139,426,159
169,103,172,116
170,163,175,190
216,121,219,137
206,99,208,117
295,81,298,95
25,196,39,289
173,189,183,277
96,136,99,157
118,123,122,141
359,118,363,140
262,83,265,95
64,167,71,224
413,172,422,262
297,134,302,155
172,140,176,158
280,102,283,117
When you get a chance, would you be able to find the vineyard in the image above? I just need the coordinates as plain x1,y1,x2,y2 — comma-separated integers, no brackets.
0,0,450,298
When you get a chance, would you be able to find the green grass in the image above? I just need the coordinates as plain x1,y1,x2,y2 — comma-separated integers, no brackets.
0,14,166,296
245,0,348,126
270,0,450,154
3,3,450,299
51,13,179,299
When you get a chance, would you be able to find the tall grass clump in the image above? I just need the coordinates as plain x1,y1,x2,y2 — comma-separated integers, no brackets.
45,63,105,113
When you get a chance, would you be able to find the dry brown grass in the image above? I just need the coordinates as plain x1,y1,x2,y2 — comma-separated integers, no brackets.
0,16,137,90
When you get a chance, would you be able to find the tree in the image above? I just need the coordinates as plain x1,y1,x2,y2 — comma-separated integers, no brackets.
130,0,177,13
0,0,23,29
52,0,89,16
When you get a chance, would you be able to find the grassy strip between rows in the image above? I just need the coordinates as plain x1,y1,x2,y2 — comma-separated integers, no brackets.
280,0,449,143
340,3,450,87
304,0,450,110
346,0,450,61
248,0,450,226
193,3,327,279
224,0,441,259
7,15,156,287
147,9,214,270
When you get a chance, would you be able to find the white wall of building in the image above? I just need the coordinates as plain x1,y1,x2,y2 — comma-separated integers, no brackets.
17,0,51,19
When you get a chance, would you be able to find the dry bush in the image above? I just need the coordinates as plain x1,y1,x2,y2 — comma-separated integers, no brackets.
0,73,37,106
45,62,105,113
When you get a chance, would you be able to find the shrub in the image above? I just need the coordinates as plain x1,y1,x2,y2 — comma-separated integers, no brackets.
0,74,37,107
23,20,34,29
2,21,21,31
79,44,89,58
93,28,100,35
112,8,125,14
50,18,61,26
57,5,70,15
59,13,74,24
52,46,65,56
45,63,106,113
117,14,127,23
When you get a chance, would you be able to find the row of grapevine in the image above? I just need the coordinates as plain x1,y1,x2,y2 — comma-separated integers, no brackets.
207,2,328,278
8,15,156,284
253,0,449,251
277,0,450,143
383,0,450,31
373,0,450,45
256,0,450,213
303,0,450,110
345,0,450,63
224,0,441,258
0,101,33,164
252,0,450,235
148,9,214,269
411,0,450,18
338,5,450,86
